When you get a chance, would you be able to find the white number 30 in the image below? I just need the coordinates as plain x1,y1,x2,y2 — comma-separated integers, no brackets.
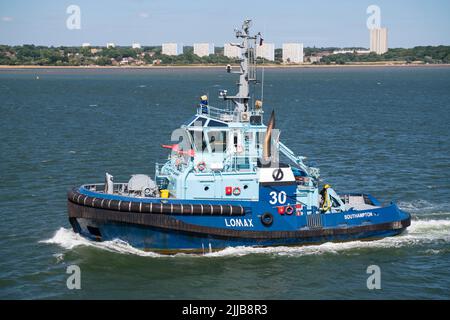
269,191,287,205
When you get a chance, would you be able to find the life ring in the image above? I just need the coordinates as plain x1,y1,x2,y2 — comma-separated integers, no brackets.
144,188,151,196
285,205,294,215
261,212,273,227
233,187,241,196
197,161,206,172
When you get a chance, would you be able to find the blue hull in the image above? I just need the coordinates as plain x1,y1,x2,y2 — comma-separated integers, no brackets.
71,218,408,253
68,187,411,253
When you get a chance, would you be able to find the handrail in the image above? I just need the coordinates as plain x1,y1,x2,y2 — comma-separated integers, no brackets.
278,141,320,179
196,104,262,122
223,153,259,172
197,104,236,122
83,183,128,193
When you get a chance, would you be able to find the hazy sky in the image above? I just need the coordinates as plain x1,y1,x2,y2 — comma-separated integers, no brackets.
0,0,449,48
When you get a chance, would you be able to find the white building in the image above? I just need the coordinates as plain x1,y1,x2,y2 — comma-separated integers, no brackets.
162,43,180,56
282,43,304,63
193,43,214,57
106,43,115,49
223,43,241,58
256,43,275,61
370,28,388,55
332,49,371,55
81,43,91,48
308,56,322,63
132,43,141,49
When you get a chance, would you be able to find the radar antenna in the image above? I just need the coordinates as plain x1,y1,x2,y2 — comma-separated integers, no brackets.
222,19,263,117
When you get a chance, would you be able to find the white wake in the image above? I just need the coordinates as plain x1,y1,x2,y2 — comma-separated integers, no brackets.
208,218,450,257
41,215,450,258
40,228,164,257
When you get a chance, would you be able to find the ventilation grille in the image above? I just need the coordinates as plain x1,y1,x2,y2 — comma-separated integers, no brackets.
307,214,323,229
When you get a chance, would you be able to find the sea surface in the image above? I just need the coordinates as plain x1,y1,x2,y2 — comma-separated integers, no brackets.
0,66,449,299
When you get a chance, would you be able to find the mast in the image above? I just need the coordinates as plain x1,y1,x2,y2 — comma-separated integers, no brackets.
224,19,262,115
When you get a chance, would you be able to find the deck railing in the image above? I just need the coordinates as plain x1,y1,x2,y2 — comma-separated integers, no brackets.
83,183,128,193
197,104,236,122
223,154,259,172
197,104,264,123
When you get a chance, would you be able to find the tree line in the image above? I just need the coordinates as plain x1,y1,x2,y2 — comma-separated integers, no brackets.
318,46,450,64
0,44,449,66
0,45,235,66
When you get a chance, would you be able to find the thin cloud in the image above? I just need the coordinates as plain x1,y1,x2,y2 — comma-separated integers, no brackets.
138,12,149,19
1,16,14,22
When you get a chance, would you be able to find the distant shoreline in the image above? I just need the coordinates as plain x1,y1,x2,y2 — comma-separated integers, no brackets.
1,63,450,70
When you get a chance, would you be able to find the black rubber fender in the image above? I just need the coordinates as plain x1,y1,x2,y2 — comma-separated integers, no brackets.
67,188,246,216
261,212,273,227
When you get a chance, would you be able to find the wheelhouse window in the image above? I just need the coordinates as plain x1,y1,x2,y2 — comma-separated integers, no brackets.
207,120,228,127
208,131,227,153
188,130,208,152
188,117,208,127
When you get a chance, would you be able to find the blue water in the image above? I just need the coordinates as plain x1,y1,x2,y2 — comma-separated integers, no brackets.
0,66,449,299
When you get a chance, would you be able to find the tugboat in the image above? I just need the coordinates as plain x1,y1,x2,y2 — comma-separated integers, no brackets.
67,20,411,253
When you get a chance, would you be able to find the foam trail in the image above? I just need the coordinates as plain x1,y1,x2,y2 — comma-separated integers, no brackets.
41,228,164,258
398,200,448,214
42,218,450,258
207,219,450,258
